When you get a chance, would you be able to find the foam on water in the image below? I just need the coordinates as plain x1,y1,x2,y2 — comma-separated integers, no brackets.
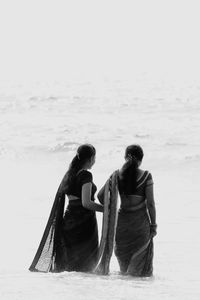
0,79,200,164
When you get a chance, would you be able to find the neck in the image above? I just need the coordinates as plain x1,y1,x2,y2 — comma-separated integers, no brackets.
81,162,89,170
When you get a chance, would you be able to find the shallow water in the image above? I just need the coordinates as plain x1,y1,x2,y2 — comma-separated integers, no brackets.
0,79,200,299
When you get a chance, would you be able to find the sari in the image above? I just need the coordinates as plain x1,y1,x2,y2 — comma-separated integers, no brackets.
29,171,98,273
96,170,154,277
115,171,154,276
29,171,119,274
29,169,153,276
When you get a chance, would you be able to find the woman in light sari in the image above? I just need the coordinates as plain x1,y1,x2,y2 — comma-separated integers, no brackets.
98,144,157,277
29,144,103,273
115,144,157,276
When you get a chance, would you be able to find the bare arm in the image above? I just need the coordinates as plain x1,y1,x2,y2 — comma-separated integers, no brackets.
145,184,157,236
82,183,104,212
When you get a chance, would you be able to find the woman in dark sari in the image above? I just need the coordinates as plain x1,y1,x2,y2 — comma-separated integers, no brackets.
115,144,157,276
29,144,103,273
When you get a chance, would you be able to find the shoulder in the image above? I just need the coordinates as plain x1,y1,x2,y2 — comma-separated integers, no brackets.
137,169,154,186
145,171,154,186
78,170,93,184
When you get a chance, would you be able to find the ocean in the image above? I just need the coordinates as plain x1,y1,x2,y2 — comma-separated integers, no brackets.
0,78,199,299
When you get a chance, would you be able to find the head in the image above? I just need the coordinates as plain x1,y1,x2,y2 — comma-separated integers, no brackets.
119,144,144,194
63,144,96,193
124,144,144,167
76,144,96,169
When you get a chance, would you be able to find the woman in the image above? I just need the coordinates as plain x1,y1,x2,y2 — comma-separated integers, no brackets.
29,144,103,273
115,144,157,276
97,144,157,277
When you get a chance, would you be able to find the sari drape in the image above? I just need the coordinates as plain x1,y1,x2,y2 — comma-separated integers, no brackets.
94,170,119,275
29,180,66,272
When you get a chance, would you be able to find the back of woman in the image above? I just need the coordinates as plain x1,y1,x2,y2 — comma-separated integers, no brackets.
115,144,157,277
29,144,103,273
55,169,99,272
54,144,104,272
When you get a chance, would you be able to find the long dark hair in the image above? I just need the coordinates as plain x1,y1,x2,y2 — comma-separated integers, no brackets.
63,144,96,193
118,144,144,194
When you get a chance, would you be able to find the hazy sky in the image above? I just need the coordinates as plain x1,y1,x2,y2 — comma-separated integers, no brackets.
0,0,199,82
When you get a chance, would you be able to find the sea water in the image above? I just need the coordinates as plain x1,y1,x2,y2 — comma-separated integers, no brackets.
0,78,199,299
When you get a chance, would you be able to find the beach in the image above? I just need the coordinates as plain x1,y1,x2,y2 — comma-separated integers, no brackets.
0,79,200,299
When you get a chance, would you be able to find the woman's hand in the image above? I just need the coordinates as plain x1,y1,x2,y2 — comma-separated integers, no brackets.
150,224,157,238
